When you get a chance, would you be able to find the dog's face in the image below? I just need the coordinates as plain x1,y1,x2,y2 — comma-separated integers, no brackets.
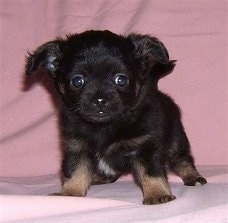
25,30,175,124
56,34,140,124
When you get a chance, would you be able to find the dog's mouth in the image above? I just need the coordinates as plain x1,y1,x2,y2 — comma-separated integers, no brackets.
81,111,119,124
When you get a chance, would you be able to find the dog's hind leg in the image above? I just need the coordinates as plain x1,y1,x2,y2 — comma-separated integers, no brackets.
91,172,120,185
171,159,207,186
168,128,207,186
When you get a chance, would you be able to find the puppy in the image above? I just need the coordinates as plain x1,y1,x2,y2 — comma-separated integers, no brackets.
25,30,207,205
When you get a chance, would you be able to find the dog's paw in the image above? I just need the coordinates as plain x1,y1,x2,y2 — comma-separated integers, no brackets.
184,176,207,186
143,195,176,205
49,192,64,196
48,190,86,197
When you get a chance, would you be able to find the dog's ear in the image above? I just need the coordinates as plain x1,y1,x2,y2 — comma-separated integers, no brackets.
25,39,64,78
128,33,176,84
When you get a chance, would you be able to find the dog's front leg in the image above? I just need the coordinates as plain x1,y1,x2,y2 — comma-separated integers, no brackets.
133,153,176,205
57,138,93,197
60,157,92,197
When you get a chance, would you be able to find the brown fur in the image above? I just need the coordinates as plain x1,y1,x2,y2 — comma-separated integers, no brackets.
61,161,92,196
134,161,176,204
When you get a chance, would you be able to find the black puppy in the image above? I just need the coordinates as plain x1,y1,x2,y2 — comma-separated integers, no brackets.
25,30,207,205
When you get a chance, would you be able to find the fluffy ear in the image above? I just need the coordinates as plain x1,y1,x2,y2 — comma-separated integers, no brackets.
25,39,64,78
128,33,176,84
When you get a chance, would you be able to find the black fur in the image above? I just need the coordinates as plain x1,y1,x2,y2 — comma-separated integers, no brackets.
25,30,206,204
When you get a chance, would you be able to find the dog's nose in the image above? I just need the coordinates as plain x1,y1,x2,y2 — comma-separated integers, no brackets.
94,98,107,107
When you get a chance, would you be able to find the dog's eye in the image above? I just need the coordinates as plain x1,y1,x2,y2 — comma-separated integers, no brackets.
71,75,85,88
114,74,129,87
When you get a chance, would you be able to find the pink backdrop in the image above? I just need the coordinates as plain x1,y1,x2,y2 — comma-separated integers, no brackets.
0,0,227,178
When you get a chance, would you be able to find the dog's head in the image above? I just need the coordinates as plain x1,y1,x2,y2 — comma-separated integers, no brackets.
25,30,175,124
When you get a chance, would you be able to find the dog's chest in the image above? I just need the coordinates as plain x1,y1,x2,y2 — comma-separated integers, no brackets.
96,150,135,176
95,134,151,176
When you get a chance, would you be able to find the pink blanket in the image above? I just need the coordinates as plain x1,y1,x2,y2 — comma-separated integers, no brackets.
1,166,228,222
0,0,227,222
